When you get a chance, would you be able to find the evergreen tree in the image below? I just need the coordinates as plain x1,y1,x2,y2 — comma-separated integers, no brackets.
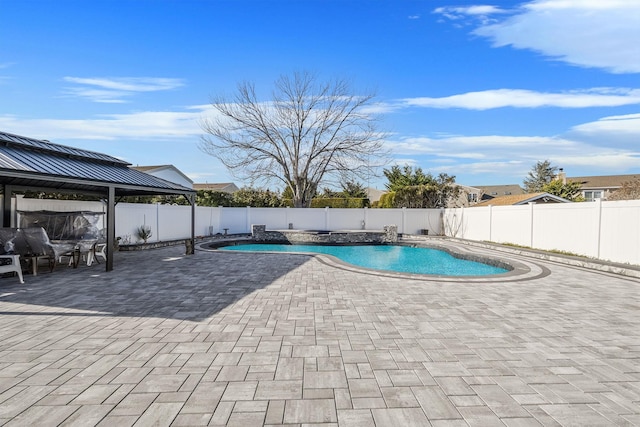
542,179,583,201
523,160,558,193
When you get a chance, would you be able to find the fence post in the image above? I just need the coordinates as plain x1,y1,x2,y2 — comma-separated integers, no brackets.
246,206,251,234
156,203,160,242
488,205,493,241
325,206,329,230
402,207,406,234
529,202,535,248
364,207,368,230
285,206,290,230
596,198,603,258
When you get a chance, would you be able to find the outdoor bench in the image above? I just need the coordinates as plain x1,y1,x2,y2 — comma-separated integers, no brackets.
0,227,86,277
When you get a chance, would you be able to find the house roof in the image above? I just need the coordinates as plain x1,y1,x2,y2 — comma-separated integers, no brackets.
131,165,194,186
0,130,195,197
193,183,239,192
366,187,386,203
473,192,570,207
567,174,640,189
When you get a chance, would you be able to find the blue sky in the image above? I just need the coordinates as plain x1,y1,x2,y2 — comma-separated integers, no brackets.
1,0,639,190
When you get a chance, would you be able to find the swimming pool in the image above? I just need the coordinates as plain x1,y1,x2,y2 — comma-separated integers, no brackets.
219,244,509,276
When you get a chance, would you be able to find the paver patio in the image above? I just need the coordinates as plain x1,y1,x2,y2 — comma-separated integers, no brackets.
0,241,639,426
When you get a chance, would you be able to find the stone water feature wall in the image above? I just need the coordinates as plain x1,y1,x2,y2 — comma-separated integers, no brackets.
251,225,399,244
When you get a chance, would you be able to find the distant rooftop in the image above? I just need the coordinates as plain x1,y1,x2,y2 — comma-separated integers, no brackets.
193,182,239,193
474,192,570,207
567,174,640,189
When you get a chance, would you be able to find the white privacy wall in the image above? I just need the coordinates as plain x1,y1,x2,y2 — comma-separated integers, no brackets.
444,200,640,265
10,197,640,265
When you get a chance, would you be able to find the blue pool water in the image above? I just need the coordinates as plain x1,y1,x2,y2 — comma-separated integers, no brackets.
220,244,508,276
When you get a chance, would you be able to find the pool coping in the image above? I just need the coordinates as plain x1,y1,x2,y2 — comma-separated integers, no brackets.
432,236,640,279
199,237,548,283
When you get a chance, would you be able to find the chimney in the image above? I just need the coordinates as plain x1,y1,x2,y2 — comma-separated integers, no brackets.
557,168,566,184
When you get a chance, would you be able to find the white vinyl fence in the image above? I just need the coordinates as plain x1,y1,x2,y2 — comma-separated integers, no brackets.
444,199,640,265
6,195,640,265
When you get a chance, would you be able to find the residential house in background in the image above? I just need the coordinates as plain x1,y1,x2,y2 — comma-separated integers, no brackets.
460,184,524,207
559,171,640,202
473,192,571,207
366,187,386,204
193,182,240,193
132,165,193,189
454,184,482,207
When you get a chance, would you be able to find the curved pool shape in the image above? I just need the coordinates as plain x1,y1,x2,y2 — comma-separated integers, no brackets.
220,244,508,276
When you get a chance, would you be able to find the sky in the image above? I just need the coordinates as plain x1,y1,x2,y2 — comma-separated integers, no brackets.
1,0,639,190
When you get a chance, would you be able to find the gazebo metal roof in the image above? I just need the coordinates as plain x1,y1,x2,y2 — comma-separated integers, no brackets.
0,130,196,271
0,130,194,196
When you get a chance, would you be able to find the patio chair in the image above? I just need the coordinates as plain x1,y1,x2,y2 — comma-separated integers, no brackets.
0,254,24,284
86,241,107,266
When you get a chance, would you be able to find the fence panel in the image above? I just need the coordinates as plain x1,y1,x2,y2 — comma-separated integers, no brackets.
249,208,289,230
195,206,221,236
115,203,158,243
327,209,366,230
444,207,489,241
600,200,640,265
489,206,531,246
366,209,404,232
219,207,249,234
404,209,441,235
286,208,327,230
532,203,599,257
157,204,192,241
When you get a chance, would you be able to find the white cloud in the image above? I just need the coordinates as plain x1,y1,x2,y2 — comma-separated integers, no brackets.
570,113,640,135
389,134,579,158
403,88,640,110
63,77,185,92
360,101,401,114
62,76,186,103
436,0,640,74
434,5,508,17
553,153,640,170
385,110,640,181
0,107,211,140
433,5,510,26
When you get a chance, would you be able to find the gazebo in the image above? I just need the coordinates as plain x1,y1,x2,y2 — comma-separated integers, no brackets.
0,130,196,271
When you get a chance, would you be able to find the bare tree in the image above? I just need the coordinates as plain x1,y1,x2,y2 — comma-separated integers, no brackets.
608,178,640,200
199,71,386,207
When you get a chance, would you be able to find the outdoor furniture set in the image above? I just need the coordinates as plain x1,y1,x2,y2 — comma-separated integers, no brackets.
0,227,106,283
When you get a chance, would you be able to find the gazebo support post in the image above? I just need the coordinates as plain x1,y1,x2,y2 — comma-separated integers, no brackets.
106,186,116,271
188,193,195,255
2,184,12,227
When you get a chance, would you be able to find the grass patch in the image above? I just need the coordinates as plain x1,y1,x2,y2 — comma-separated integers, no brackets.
491,241,587,259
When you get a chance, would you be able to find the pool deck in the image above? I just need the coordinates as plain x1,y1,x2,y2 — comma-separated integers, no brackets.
0,240,639,426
